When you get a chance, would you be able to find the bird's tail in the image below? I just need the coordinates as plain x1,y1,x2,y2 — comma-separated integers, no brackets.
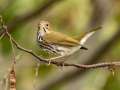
74,26,102,41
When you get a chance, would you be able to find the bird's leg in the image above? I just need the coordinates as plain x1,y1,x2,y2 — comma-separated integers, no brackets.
47,45,58,65
61,61,65,68
57,55,66,69
39,43,52,65
58,51,73,68
48,59,51,65
48,60,51,65
53,48,68,68
47,52,52,65
56,60,65,71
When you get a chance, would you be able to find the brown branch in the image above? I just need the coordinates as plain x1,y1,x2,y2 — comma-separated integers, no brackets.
6,35,120,69
7,40,120,69
0,16,119,70
1,16,17,90
1,25,120,70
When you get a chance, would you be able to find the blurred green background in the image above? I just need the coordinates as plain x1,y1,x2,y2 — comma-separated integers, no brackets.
0,0,120,90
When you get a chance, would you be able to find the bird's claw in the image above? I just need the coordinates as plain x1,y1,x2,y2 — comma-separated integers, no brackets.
57,61,65,71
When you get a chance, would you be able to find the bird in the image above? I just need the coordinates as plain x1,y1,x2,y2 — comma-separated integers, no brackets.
36,20,101,58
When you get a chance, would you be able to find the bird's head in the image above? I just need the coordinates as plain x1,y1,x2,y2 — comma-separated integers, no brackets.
38,20,50,36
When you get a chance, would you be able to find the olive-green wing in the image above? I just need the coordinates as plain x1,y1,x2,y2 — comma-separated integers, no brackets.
43,31,80,47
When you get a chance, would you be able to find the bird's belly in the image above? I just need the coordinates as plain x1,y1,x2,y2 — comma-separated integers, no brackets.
54,46,70,56
51,45,81,56
38,41,80,56
40,44,70,55
41,44,70,55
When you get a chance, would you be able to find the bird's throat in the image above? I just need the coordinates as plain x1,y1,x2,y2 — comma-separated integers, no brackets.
37,31,44,42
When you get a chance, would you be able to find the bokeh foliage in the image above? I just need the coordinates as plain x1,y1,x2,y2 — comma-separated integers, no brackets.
0,0,120,90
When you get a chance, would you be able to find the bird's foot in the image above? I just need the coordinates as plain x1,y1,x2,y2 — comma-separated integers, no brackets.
61,62,65,68
58,61,65,71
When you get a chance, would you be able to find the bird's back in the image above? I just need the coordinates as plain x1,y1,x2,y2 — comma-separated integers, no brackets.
43,31,80,47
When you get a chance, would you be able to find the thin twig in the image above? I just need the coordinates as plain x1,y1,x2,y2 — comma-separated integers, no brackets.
0,33,5,40
1,16,16,90
0,17,120,70
6,28,16,90
1,15,120,71
4,29,120,69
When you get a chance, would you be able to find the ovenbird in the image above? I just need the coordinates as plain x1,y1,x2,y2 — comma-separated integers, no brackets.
37,20,101,57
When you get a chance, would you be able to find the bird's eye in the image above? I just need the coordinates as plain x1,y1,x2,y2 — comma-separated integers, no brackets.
46,24,48,26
